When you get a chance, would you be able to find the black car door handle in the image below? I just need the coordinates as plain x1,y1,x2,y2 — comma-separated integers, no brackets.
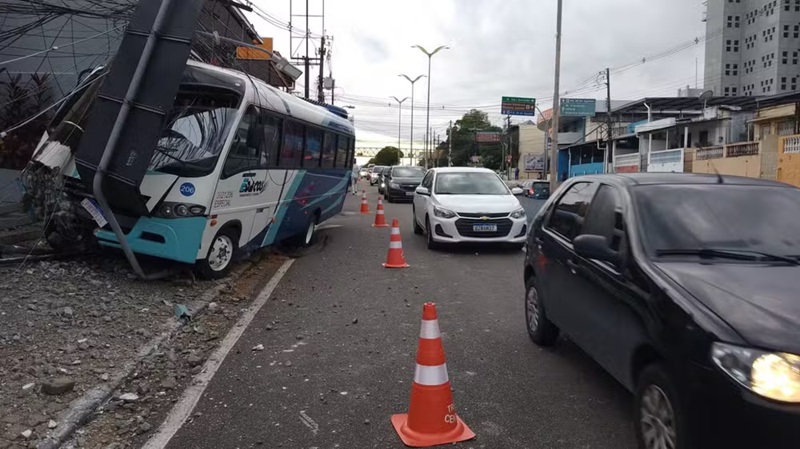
534,237,543,244
566,259,579,271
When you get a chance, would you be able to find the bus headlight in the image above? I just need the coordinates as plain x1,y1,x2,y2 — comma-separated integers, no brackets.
155,202,206,219
712,342,800,403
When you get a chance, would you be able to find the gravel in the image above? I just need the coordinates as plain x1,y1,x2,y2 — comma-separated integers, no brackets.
0,251,216,448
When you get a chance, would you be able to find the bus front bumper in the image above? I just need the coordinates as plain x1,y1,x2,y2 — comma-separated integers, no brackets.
95,216,207,264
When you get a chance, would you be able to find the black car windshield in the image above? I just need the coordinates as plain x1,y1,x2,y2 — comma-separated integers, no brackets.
148,90,241,177
634,184,800,258
392,167,424,177
371,166,386,173
434,172,509,195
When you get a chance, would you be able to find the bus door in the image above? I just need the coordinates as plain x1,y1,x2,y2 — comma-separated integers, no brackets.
212,105,268,246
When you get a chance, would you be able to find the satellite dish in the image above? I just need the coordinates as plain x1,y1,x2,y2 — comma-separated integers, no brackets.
699,90,714,109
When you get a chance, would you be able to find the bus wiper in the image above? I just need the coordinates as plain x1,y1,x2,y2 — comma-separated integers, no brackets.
656,248,800,265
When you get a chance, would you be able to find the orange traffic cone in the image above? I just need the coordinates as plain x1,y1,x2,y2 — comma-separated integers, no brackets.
372,197,389,228
383,218,409,268
360,190,370,214
391,303,475,447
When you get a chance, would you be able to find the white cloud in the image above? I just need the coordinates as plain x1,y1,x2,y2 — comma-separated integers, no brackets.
246,0,707,149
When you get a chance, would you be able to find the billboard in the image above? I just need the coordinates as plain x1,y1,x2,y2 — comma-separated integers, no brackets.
524,154,545,172
475,131,502,143
502,96,536,116
560,98,596,117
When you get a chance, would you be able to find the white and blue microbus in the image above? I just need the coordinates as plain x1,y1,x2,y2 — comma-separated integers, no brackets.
23,60,355,278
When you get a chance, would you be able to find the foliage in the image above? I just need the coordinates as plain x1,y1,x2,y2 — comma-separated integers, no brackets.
0,69,53,170
434,109,508,170
371,146,404,166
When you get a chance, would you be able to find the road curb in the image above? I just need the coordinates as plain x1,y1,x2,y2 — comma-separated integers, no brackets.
36,262,254,449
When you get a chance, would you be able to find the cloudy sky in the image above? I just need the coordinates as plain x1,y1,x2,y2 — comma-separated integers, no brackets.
245,0,708,149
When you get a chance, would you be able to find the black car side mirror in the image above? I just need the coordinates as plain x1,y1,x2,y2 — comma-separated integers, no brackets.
573,234,621,265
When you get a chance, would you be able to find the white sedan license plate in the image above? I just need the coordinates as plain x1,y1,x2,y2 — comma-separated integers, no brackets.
406,191,415,197
473,224,497,232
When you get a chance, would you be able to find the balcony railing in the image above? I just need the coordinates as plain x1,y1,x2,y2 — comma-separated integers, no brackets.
695,146,724,160
726,142,760,157
783,135,800,154
695,142,761,160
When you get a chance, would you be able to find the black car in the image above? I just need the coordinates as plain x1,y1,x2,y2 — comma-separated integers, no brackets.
383,166,425,202
521,180,550,199
524,173,800,449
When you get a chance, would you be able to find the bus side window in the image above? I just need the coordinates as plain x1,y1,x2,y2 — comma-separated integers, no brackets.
304,127,323,168
322,132,336,168
261,112,282,168
222,106,263,178
280,120,304,167
335,135,350,168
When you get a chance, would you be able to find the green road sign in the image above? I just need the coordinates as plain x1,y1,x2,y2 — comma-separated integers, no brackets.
501,96,536,116
560,98,596,117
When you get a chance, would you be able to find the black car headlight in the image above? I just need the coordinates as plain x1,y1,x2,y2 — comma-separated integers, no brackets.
155,202,206,219
390,182,400,189
712,342,800,403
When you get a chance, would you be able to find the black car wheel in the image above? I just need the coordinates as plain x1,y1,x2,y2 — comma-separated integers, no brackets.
425,216,439,250
634,364,690,449
413,207,424,235
524,276,559,346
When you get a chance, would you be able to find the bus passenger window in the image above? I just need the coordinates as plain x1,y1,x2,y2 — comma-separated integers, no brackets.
223,107,262,178
261,113,282,167
304,127,323,168
322,132,336,168
280,121,304,167
335,136,350,168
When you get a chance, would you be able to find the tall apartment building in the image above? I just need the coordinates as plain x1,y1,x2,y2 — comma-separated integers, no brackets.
704,0,800,97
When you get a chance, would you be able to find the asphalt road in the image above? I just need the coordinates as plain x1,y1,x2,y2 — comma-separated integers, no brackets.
165,187,636,449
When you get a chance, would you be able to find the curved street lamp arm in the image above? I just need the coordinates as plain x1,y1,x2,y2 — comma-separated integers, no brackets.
399,74,426,83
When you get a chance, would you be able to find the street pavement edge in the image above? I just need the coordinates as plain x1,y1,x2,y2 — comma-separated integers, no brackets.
140,258,296,449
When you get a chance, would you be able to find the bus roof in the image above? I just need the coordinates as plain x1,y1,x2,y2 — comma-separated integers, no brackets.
185,60,355,136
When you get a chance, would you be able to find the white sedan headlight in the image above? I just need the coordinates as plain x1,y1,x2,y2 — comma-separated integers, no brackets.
433,206,457,219
712,342,800,403
510,208,526,219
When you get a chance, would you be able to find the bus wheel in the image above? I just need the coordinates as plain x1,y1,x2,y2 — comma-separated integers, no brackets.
301,214,318,246
197,228,238,280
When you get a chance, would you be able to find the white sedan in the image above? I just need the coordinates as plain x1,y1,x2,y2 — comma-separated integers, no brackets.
412,167,527,249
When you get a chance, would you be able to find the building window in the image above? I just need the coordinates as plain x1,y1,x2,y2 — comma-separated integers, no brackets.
724,87,731,96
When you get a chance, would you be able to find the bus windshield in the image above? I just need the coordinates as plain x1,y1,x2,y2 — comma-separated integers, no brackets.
148,90,241,177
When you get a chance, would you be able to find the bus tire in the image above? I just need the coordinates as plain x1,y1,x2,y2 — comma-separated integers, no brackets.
196,227,239,280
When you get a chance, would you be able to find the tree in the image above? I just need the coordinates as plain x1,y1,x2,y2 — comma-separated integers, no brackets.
438,109,503,168
372,146,404,166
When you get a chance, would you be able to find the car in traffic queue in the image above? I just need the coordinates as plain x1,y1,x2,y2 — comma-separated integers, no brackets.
377,166,390,195
522,180,551,199
523,173,800,449
369,165,387,186
359,167,369,178
412,167,526,249
383,166,425,202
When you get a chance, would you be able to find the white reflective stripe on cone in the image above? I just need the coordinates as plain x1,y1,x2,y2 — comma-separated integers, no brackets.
389,241,403,249
414,363,449,386
419,319,441,339
377,210,385,215
391,228,401,235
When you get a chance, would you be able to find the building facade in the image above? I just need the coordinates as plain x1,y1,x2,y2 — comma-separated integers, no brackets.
705,0,800,97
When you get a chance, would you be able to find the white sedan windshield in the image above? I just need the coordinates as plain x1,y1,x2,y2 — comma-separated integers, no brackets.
434,172,509,195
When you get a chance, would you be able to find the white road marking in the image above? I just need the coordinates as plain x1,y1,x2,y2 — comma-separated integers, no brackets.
141,259,295,449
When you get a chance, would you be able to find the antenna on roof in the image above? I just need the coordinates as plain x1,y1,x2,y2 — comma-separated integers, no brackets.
699,90,714,110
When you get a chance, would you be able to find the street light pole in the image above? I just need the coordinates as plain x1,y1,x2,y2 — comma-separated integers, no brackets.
413,45,450,169
391,96,409,157
549,0,563,193
399,74,426,166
